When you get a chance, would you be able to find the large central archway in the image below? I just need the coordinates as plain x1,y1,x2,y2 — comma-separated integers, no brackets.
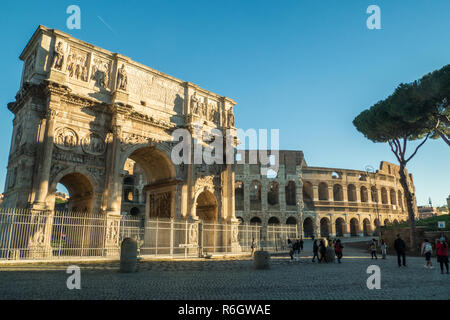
121,146,177,219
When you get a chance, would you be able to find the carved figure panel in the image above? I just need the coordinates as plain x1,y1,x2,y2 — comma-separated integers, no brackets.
51,41,65,71
66,47,89,81
55,127,78,150
91,56,111,89
81,133,106,155
149,192,172,218
117,64,128,91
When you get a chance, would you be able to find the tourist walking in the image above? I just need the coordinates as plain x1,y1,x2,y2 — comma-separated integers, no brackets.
394,234,407,267
287,239,294,262
380,239,387,259
299,238,304,251
293,240,300,261
435,238,449,274
369,239,378,260
421,239,434,269
318,239,327,263
334,239,343,263
250,237,256,256
312,239,319,262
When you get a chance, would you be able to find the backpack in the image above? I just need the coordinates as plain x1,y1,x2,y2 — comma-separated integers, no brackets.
424,243,432,253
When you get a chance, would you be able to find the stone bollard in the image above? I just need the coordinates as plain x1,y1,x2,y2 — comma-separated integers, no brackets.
253,250,270,269
120,238,138,273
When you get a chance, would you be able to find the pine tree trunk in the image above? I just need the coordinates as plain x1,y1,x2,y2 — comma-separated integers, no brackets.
398,163,417,252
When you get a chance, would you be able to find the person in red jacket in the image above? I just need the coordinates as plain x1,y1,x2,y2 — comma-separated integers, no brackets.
334,239,343,263
435,238,449,274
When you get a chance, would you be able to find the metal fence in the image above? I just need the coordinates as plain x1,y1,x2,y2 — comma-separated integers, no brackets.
0,208,107,260
263,224,299,252
0,208,298,261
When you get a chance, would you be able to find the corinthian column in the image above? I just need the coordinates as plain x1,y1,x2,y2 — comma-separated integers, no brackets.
105,123,122,215
32,107,58,209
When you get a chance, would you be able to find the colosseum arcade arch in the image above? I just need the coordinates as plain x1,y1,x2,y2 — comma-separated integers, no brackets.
350,218,360,237
320,217,330,237
303,217,314,238
335,217,346,237
362,218,371,236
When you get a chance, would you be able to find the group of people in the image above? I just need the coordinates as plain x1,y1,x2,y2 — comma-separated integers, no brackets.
311,238,343,263
287,238,304,261
420,237,449,274
283,234,449,273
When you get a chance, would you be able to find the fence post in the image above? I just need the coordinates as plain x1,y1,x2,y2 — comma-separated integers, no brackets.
6,209,15,259
58,211,64,258
184,219,187,259
170,219,174,257
155,218,158,256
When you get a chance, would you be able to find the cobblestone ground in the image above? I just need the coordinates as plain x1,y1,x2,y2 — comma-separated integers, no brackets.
0,245,449,300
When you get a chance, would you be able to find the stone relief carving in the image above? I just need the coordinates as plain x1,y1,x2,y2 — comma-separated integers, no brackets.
208,101,219,123
231,224,239,243
188,223,198,244
8,167,17,189
86,166,105,179
23,50,36,80
53,150,84,164
227,108,235,127
195,175,215,193
106,220,119,243
50,163,67,180
122,132,153,145
149,192,171,218
127,67,183,109
91,57,111,89
190,92,199,114
51,41,65,71
66,48,88,81
15,124,23,150
81,133,106,155
55,127,78,150
29,228,45,245
117,64,128,91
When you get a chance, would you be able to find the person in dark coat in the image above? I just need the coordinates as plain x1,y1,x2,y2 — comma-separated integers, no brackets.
312,239,319,262
318,240,327,263
394,234,407,267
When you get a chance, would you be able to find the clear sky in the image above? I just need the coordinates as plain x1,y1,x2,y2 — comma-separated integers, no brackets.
0,0,449,206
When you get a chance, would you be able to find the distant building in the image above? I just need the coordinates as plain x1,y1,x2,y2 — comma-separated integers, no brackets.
418,205,448,219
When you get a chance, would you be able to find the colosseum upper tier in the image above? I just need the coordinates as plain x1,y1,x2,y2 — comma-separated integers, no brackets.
233,150,416,238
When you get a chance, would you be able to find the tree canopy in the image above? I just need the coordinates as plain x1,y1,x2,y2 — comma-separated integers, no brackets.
354,65,450,147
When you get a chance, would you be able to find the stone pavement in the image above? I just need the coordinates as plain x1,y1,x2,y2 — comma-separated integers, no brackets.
0,244,448,300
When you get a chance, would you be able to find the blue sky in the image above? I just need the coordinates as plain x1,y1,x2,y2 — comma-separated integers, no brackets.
0,0,449,206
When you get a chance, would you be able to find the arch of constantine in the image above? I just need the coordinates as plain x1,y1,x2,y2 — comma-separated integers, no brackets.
2,26,239,256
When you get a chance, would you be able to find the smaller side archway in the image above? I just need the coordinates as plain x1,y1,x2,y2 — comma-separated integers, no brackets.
303,217,314,237
195,190,218,222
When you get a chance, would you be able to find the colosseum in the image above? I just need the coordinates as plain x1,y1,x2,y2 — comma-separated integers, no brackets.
122,149,417,238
